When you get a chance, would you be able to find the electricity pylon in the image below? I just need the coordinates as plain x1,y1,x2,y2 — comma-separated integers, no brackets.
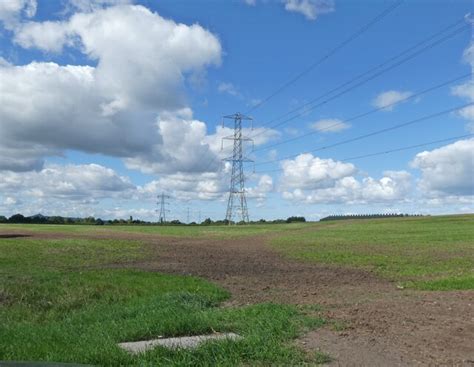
157,192,170,223
222,113,254,224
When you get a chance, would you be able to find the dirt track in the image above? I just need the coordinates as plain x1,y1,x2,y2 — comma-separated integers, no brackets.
3,229,474,366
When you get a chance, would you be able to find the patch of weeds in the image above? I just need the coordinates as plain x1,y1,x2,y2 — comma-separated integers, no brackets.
330,320,348,332
314,351,332,364
298,304,324,313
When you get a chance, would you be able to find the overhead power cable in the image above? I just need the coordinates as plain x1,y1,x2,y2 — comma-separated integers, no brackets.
257,18,467,129
251,20,468,138
254,102,474,167
255,133,474,174
200,12,468,175
253,73,470,152
245,0,404,114
199,1,404,175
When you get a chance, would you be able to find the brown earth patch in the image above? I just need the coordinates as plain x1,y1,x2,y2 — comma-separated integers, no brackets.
1,228,473,366
0,234,31,239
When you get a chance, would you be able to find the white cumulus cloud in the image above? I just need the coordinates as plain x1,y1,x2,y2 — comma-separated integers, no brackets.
411,138,474,197
372,90,413,111
280,153,357,190
243,0,333,21
139,172,228,202
0,0,36,28
0,4,222,174
283,0,334,20
452,81,474,133
68,0,132,12
279,153,412,204
218,82,241,97
0,163,134,200
246,174,274,201
311,118,350,133
450,40,474,132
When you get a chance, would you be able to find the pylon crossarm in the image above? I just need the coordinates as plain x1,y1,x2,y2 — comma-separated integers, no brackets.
223,157,254,163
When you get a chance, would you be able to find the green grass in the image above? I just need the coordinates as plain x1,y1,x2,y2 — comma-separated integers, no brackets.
272,215,474,290
3,215,468,364
0,236,325,366
0,222,310,239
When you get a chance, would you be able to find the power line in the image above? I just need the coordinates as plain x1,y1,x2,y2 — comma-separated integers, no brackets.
195,13,468,179
245,0,404,114
199,0,404,175
254,102,474,167
251,20,468,138
254,73,470,152
198,12,467,176
257,18,466,129
254,133,474,174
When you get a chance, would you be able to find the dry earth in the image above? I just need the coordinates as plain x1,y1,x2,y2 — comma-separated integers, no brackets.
2,228,473,366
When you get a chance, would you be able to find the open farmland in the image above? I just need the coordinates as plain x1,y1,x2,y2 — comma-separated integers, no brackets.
0,215,473,366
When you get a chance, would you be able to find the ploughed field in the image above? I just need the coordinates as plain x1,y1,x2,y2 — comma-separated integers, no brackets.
0,215,473,366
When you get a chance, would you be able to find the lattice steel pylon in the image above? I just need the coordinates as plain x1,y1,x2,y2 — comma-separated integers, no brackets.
222,113,254,224
157,192,170,224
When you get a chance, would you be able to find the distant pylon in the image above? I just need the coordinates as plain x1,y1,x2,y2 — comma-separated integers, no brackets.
222,112,254,224
157,192,170,223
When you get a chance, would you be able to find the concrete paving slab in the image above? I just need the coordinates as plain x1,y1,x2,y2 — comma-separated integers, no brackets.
118,332,242,354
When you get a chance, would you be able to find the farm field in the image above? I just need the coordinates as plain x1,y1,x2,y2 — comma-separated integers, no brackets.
273,215,474,290
0,221,309,238
0,215,473,366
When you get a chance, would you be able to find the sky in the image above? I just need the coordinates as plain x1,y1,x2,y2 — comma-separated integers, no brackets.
0,0,473,222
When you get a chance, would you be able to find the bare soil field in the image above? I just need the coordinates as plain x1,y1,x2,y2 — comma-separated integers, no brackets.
2,227,473,366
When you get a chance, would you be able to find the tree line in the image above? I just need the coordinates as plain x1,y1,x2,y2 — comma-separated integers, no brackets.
0,213,306,226
320,213,425,221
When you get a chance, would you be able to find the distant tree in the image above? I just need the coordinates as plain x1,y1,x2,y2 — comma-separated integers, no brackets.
84,216,96,224
320,213,418,221
286,216,306,223
48,216,65,224
29,214,48,224
202,218,213,226
8,214,27,223
95,218,104,225
271,219,286,224
0,216,7,223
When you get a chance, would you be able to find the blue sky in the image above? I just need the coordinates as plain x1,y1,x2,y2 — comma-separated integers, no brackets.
0,0,473,222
